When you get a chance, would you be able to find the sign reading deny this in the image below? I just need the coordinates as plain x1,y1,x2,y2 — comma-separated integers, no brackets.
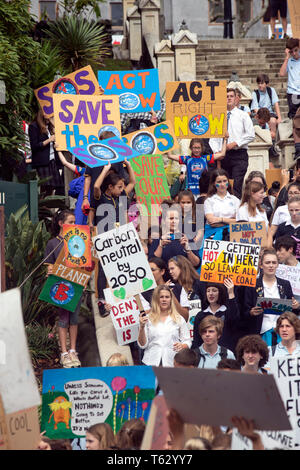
166,80,227,139
200,239,260,286
93,222,156,302
230,221,267,247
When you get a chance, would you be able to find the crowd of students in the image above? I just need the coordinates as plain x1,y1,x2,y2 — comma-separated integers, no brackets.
29,35,300,451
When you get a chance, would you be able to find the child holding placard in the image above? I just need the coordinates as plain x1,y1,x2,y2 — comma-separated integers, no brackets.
44,209,81,368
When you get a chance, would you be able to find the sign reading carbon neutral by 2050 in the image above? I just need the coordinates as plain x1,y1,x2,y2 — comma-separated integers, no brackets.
93,223,156,302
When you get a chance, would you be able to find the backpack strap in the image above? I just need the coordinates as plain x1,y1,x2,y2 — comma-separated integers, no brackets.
271,344,277,356
267,86,273,106
255,89,260,105
220,346,228,359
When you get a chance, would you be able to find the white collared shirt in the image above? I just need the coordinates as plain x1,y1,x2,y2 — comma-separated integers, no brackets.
198,344,235,369
138,315,191,367
265,341,300,369
237,204,269,230
260,280,280,334
271,205,290,226
209,106,255,152
204,192,240,219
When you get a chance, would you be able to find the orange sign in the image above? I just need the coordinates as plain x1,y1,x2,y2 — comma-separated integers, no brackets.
63,224,92,268
200,239,261,287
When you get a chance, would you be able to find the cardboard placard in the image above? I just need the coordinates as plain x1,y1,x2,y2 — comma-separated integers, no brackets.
35,65,100,119
63,224,92,268
131,154,171,216
231,427,296,450
41,366,156,438
39,274,84,312
265,168,282,190
68,136,142,169
153,367,291,431
288,0,300,39
0,289,41,415
98,69,160,113
166,80,227,139
270,355,300,447
122,121,179,155
93,223,157,302
200,239,260,286
0,406,41,451
52,248,92,288
140,395,170,450
230,221,267,247
276,264,300,297
103,288,140,346
255,297,293,316
53,94,121,150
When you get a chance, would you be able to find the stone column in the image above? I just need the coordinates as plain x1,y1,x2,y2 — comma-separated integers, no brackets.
171,29,198,81
154,39,175,95
140,0,161,64
246,126,272,180
127,6,142,61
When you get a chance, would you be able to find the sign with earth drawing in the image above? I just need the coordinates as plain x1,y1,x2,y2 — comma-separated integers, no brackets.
166,80,227,139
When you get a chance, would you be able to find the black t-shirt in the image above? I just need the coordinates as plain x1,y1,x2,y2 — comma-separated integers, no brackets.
275,222,300,259
44,235,63,264
94,189,129,232
149,236,200,266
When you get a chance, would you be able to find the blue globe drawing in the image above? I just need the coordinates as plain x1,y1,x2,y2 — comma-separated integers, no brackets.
119,92,140,110
131,132,156,154
54,80,77,95
98,126,121,139
87,143,118,162
189,114,210,136
68,235,86,258
50,281,74,306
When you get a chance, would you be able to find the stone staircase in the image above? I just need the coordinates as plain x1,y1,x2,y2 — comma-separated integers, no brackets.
196,39,288,118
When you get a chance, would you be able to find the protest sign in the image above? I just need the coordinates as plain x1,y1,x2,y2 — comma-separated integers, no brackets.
199,239,260,286
276,264,300,297
166,80,227,139
53,93,121,150
98,69,160,113
270,355,300,447
103,288,140,346
39,275,84,312
255,297,293,315
131,154,171,216
122,121,179,155
52,248,92,288
0,405,41,451
63,224,92,268
187,298,202,339
230,221,267,247
0,289,41,415
231,427,296,450
141,395,170,450
153,367,291,431
265,168,282,189
68,136,142,168
288,0,300,39
93,223,157,302
41,366,156,439
35,66,100,119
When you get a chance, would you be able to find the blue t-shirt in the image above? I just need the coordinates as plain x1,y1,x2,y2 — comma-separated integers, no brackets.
179,154,215,196
250,87,279,113
287,56,300,94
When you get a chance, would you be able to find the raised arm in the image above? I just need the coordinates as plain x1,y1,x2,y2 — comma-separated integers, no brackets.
279,49,290,77
124,159,136,195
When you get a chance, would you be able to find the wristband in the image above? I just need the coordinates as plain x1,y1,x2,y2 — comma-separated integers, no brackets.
83,195,89,199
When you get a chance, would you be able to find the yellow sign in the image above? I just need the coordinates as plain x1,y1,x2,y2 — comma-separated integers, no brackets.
166,80,227,139
53,94,121,150
34,65,100,119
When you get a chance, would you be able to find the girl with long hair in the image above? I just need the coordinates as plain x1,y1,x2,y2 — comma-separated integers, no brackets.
86,423,116,450
137,285,191,367
237,180,269,229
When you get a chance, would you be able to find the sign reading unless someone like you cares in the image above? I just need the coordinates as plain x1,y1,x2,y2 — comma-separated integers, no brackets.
166,80,227,139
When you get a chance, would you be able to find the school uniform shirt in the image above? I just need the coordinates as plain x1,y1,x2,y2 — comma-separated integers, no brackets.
197,344,235,369
265,341,300,370
94,189,130,233
236,204,269,230
271,205,290,226
178,154,215,196
204,192,240,219
149,237,200,266
250,87,279,113
260,280,280,335
287,56,300,94
137,315,191,367
275,222,300,259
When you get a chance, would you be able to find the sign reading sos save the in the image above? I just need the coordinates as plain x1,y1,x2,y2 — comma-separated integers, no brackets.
98,69,161,113
34,66,100,118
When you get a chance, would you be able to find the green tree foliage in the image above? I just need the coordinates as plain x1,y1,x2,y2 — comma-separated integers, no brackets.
59,0,104,18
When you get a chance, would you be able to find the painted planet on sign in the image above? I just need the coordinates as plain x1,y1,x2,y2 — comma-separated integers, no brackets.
87,143,118,162
119,92,140,111
131,132,156,154
50,281,74,306
68,235,86,258
189,114,209,136
98,126,121,139
53,78,79,95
